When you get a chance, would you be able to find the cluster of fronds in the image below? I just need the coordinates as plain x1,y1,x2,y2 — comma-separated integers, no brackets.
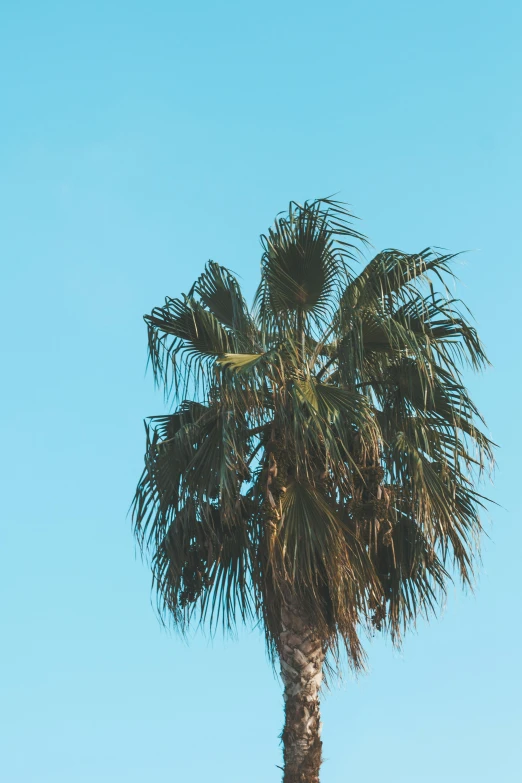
133,198,493,669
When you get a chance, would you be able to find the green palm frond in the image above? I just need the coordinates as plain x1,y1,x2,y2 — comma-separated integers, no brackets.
191,261,254,336
145,297,231,397
254,198,367,333
344,248,457,308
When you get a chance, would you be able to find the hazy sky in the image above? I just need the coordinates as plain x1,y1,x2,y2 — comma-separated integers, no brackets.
1,1,521,781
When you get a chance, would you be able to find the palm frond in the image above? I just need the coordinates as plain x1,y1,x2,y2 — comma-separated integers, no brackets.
254,198,367,335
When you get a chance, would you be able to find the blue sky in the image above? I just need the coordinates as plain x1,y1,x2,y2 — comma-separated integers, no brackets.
1,1,521,781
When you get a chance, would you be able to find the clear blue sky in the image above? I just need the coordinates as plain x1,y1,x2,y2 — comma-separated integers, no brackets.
1,1,520,781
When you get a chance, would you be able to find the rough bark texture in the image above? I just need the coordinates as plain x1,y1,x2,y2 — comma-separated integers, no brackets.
280,598,326,783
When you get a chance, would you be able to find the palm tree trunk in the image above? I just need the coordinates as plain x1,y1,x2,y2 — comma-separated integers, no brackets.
280,597,325,782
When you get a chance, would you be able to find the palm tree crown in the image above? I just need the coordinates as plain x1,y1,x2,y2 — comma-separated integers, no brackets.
133,197,493,672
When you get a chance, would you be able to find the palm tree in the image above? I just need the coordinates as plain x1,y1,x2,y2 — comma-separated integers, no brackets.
133,198,493,783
